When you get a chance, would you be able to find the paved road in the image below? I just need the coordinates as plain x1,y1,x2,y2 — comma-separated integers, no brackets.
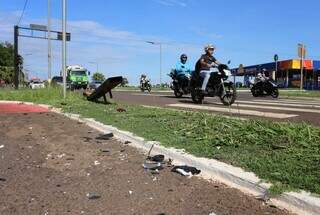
0,104,290,215
112,91,320,126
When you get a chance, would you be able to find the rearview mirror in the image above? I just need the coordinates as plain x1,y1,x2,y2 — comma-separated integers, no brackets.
227,60,231,65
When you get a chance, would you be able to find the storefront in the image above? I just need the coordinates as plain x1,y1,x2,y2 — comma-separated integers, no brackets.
232,59,320,89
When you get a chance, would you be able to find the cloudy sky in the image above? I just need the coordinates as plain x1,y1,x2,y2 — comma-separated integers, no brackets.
1,0,319,84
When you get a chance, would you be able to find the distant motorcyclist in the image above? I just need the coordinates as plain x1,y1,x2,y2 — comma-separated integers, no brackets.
140,74,151,92
195,44,221,93
174,54,192,89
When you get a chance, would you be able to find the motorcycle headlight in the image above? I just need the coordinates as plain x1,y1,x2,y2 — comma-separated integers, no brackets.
224,69,231,77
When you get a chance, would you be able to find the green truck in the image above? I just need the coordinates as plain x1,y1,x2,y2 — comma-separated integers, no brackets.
66,65,90,90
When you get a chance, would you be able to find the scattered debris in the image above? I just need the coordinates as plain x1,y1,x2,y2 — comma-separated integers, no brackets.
209,212,217,215
171,166,201,177
143,161,162,170
86,193,101,200
129,190,133,195
0,177,6,182
57,153,66,159
96,133,114,140
124,141,131,145
99,149,111,153
60,102,67,106
117,108,126,112
148,154,164,163
94,161,101,166
120,149,126,153
0,145,4,149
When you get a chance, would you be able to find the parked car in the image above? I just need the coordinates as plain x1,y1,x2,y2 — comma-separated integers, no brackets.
51,76,63,86
89,80,103,90
30,79,45,89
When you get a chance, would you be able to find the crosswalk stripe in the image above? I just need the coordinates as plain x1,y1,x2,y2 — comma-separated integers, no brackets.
235,100,320,109
253,99,320,105
209,102,320,114
167,104,298,119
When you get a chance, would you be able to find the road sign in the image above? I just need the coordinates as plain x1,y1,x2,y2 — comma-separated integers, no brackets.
57,32,71,41
274,54,278,62
30,24,47,31
298,44,306,58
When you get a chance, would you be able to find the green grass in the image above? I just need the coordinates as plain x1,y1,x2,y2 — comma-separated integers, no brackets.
1,88,320,196
280,90,320,98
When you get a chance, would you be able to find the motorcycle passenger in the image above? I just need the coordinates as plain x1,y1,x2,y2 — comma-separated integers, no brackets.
175,54,192,89
195,44,221,94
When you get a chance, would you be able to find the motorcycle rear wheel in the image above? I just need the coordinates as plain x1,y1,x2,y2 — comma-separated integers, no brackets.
174,90,183,98
191,89,204,104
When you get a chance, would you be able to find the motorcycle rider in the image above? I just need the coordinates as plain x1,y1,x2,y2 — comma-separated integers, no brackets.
175,54,192,89
140,74,147,87
195,44,221,94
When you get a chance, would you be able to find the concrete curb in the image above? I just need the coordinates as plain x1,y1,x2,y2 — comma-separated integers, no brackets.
1,100,320,214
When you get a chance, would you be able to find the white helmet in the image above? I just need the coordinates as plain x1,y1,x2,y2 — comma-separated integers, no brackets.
204,44,215,52
257,73,263,78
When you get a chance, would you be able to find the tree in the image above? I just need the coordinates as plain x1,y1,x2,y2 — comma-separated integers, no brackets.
120,77,129,87
0,42,14,83
92,72,105,81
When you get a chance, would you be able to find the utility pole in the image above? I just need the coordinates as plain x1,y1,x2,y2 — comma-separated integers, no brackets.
62,0,67,98
146,41,162,85
14,25,19,89
47,0,52,83
160,43,162,86
298,43,306,91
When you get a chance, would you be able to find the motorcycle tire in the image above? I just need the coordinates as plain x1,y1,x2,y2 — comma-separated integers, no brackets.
220,83,237,106
191,89,204,104
141,88,145,92
147,86,151,92
174,90,183,98
271,88,279,98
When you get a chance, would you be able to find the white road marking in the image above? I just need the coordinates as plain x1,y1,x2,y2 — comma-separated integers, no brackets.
253,99,320,105
168,104,298,119
235,100,320,109
131,93,168,97
208,102,320,114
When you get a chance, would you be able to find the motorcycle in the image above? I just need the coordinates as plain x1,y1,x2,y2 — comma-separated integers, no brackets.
250,78,279,98
168,70,191,98
140,78,152,92
190,62,237,105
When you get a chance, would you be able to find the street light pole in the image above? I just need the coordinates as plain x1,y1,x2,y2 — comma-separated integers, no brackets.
47,0,52,83
146,41,162,85
62,0,67,99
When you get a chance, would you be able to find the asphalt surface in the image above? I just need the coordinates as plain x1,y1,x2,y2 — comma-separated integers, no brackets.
112,91,320,126
0,108,290,215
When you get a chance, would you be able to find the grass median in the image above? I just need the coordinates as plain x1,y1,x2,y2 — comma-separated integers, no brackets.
1,88,320,196
280,90,320,98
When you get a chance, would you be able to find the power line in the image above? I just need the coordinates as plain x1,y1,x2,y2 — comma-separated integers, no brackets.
17,0,29,26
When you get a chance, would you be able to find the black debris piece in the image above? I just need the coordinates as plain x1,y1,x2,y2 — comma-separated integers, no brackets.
171,166,201,176
96,133,114,140
148,154,165,163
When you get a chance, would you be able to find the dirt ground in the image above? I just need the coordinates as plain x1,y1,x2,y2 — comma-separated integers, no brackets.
0,112,291,215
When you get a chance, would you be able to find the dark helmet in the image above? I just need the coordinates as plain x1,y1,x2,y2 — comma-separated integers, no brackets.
180,54,188,61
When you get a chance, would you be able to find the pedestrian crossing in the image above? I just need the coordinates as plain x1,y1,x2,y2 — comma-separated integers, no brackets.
167,98,320,119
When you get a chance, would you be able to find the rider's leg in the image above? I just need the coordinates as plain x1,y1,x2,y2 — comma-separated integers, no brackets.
200,70,211,91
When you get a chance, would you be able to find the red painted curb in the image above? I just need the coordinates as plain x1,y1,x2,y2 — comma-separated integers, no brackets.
0,103,49,114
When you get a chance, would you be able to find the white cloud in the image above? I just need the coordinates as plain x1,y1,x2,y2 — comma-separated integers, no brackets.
153,0,187,7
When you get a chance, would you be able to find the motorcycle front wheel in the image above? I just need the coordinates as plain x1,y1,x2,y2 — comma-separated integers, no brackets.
271,88,279,98
220,83,237,106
